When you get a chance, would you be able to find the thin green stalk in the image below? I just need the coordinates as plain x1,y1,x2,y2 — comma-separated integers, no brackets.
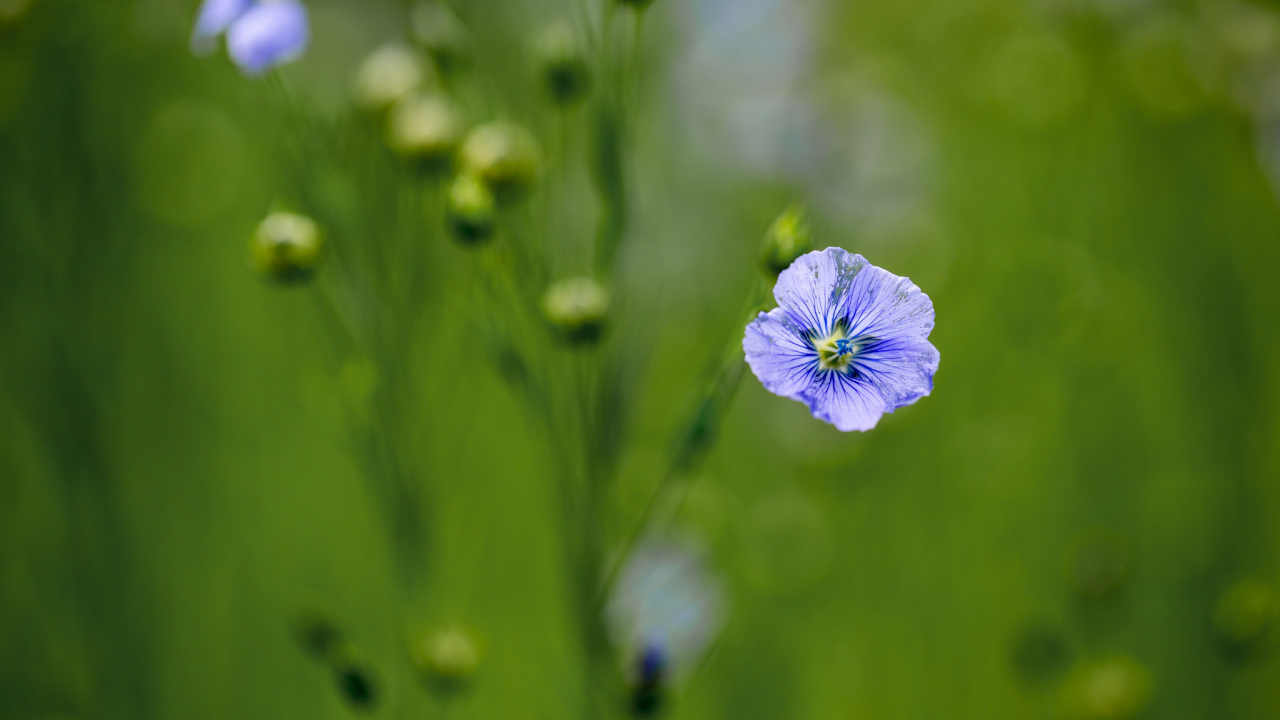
598,275,770,603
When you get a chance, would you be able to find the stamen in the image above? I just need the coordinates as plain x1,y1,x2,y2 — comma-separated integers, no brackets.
815,330,862,372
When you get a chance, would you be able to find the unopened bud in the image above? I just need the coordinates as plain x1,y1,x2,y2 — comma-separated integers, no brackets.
542,277,609,344
1062,657,1152,720
447,173,496,244
249,211,323,282
1214,579,1274,645
354,44,425,112
534,22,591,107
387,94,465,167
411,628,482,694
759,205,812,275
459,122,541,201
410,2,471,79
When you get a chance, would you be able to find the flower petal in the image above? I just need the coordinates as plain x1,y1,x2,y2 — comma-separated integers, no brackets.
772,247,868,338
800,371,889,432
840,262,935,344
226,0,310,76
744,307,819,398
852,334,939,410
191,0,254,55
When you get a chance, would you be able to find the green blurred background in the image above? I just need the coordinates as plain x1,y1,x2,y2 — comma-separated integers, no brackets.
4,0,1280,718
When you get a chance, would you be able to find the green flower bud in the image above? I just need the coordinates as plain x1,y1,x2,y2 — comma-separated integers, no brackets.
249,211,323,282
759,205,812,275
411,628,482,694
459,122,541,201
534,22,591,107
410,2,471,79
447,173,496,244
1214,579,1274,645
387,94,465,167
354,44,425,112
1061,657,1152,720
542,277,609,344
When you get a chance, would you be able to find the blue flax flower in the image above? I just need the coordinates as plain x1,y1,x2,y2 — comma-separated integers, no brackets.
191,0,309,76
744,247,939,432
606,540,724,683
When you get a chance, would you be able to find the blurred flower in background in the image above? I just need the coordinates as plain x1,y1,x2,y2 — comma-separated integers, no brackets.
674,0,934,236
607,539,725,687
675,0,815,178
190,0,253,54
191,0,310,76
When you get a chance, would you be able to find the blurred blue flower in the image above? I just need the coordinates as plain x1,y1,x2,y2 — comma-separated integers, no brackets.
227,1,309,75
191,0,309,76
744,247,939,432
191,0,253,53
606,540,724,683
636,640,668,685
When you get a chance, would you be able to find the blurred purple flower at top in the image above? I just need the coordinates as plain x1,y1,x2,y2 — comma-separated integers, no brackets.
226,1,309,75
190,0,309,76
191,0,253,53
744,247,939,432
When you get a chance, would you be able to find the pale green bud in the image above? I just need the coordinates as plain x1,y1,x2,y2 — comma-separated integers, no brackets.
759,204,812,275
446,173,496,244
249,211,323,282
459,122,541,201
1061,657,1152,720
354,44,425,112
542,277,609,343
411,628,482,693
534,22,591,107
387,94,465,167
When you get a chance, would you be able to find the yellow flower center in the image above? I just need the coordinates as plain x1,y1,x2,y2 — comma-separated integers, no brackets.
814,329,861,371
